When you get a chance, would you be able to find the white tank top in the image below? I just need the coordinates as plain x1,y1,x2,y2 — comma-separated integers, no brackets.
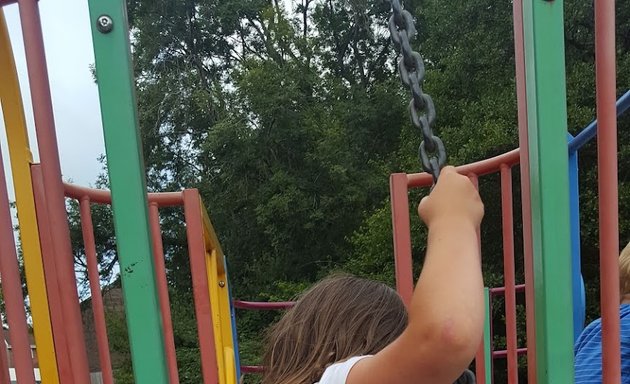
314,356,371,384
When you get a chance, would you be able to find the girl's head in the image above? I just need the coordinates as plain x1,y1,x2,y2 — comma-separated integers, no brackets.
262,274,408,384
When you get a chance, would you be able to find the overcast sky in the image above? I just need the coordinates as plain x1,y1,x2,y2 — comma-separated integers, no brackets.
1,1,105,201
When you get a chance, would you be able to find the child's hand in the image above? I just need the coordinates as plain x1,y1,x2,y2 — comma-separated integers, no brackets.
418,166,484,228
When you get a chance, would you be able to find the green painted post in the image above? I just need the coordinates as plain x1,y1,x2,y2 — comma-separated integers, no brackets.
87,2,169,383
522,0,574,382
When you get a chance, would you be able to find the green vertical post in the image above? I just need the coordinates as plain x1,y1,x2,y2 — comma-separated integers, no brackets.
522,0,574,382
87,2,169,383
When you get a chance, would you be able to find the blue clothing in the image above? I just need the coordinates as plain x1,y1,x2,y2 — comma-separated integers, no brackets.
574,304,630,383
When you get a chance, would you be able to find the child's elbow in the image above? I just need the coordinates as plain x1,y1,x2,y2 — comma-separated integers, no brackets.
413,315,481,366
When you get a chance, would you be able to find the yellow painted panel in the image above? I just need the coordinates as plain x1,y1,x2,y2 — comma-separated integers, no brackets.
0,10,59,384
201,202,237,384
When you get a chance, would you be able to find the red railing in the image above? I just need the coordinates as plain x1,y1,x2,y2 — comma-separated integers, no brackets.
390,148,527,384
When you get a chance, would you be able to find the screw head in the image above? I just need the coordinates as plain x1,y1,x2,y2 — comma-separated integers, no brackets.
219,281,226,288
97,15,113,33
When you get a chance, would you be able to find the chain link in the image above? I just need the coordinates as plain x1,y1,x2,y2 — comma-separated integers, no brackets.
388,0,446,182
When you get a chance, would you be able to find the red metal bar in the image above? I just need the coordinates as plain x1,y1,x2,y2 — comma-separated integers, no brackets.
0,146,35,384
390,173,414,305
468,173,486,384
31,165,74,383
493,348,528,359
233,301,295,310
595,0,620,381
149,203,180,384
79,198,114,384
501,165,518,383
489,284,526,296
512,0,537,381
241,366,263,374
64,182,184,207
16,1,91,381
183,190,220,384
0,331,11,384
407,149,520,188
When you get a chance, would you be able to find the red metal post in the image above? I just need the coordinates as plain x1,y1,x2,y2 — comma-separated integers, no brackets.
183,190,220,384
79,198,114,384
390,173,414,305
501,165,518,383
31,166,74,383
16,1,91,381
0,146,35,384
468,173,486,384
512,0,536,381
0,332,10,384
595,0,620,381
149,203,180,384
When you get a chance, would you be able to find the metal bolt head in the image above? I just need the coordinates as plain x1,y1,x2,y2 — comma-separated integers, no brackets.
97,15,113,33
219,281,226,288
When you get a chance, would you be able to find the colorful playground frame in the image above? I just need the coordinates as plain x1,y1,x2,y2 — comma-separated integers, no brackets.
0,0,622,383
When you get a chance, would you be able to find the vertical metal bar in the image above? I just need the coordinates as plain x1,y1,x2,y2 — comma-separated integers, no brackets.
149,203,180,384
0,331,10,384
390,173,414,305
31,165,74,383
16,1,91,382
79,198,114,384
0,145,35,384
568,142,586,341
0,10,59,383
86,1,168,382
522,0,574,381
501,165,518,383
512,0,536,381
183,190,220,384
483,288,493,384
468,173,486,383
595,0,620,381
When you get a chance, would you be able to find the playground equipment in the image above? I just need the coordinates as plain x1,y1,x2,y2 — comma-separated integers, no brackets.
0,0,622,383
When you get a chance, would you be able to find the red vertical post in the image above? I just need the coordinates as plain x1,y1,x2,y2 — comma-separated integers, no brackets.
79,198,114,384
512,0,537,381
16,1,91,382
149,203,180,384
0,147,35,384
390,173,414,305
183,190,219,384
501,165,518,383
0,331,10,384
31,165,74,383
595,0,620,382
468,173,486,384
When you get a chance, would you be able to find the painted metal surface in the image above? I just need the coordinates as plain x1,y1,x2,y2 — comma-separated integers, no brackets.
0,142,36,384
16,0,91,381
522,0,574,381
86,0,169,381
0,10,59,384
595,0,620,381
79,198,114,384
501,165,518,383
149,203,181,384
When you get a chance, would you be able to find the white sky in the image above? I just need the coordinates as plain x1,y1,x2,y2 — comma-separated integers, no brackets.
1,1,105,201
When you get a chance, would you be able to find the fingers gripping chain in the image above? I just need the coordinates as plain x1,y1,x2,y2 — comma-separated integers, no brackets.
388,0,446,182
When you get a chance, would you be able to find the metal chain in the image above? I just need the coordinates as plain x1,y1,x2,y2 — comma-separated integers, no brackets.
388,0,446,182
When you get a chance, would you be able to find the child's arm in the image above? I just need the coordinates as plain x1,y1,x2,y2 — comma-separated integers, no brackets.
349,166,485,384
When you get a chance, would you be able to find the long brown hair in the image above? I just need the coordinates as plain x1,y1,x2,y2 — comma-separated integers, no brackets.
262,274,408,384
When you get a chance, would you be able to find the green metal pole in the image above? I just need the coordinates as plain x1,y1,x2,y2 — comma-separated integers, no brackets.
86,2,169,383
483,288,492,384
522,0,574,382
